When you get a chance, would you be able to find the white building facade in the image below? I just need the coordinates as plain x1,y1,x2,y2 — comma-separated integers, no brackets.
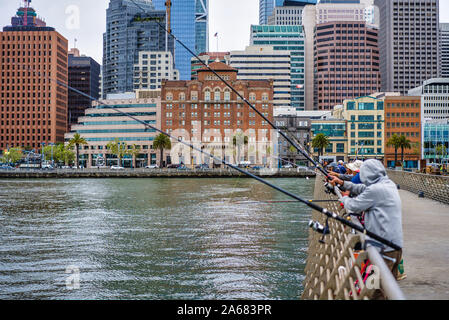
230,46,291,108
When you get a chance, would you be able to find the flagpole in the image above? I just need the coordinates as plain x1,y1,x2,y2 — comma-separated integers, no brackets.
214,32,218,52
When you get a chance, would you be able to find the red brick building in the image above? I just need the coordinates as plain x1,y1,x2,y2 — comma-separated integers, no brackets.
161,61,274,167
314,21,381,110
0,6,68,152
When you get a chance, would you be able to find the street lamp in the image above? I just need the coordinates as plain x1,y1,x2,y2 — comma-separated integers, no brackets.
41,142,45,168
50,143,55,166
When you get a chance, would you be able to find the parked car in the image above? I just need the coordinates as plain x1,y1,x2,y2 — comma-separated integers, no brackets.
167,164,181,169
42,164,54,170
145,164,159,169
283,164,293,168
111,165,125,170
195,164,210,169
177,165,190,171
60,166,72,169
0,165,15,170
251,166,262,170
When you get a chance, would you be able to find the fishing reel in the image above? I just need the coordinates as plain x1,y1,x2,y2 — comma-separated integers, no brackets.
309,218,330,244
324,182,336,195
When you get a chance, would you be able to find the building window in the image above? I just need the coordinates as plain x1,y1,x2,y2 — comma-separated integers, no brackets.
204,90,211,101
214,89,221,101
224,90,230,101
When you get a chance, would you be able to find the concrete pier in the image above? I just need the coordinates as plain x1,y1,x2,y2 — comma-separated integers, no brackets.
398,189,449,300
0,168,316,179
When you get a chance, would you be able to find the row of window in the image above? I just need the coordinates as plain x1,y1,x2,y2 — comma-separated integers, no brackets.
165,91,270,102
165,120,269,127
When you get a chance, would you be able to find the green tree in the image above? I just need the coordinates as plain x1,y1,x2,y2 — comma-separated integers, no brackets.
128,144,141,168
106,138,128,167
232,132,248,164
312,133,330,159
397,135,412,166
435,144,448,163
1,147,23,164
59,145,75,166
153,134,172,168
387,134,401,166
68,133,88,168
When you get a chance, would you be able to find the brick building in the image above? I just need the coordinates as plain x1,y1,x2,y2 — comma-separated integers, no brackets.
314,21,381,110
0,5,68,152
384,95,422,169
161,61,275,167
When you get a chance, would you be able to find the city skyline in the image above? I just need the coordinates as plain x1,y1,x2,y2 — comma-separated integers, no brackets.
1,0,448,66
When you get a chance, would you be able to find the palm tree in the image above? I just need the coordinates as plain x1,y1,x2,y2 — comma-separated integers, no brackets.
435,144,448,164
312,133,330,160
397,135,412,166
128,144,141,168
68,133,88,168
232,132,248,164
153,134,171,168
387,134,401,166
106,138,128,167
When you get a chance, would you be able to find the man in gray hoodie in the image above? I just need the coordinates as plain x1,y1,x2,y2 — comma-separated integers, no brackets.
329,159,403,280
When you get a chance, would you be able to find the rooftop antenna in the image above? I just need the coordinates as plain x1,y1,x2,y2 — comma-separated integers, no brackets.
23,0,31,26
165,0,171,52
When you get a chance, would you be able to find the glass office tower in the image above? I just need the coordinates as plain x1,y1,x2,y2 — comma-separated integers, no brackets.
102,0,173,97
251,25,306,110
153,0,209,80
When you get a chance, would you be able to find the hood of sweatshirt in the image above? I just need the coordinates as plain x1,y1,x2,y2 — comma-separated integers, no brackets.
360,159,387,186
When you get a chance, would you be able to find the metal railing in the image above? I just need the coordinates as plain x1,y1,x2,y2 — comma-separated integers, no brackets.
387,169,449,205
301,177,405,300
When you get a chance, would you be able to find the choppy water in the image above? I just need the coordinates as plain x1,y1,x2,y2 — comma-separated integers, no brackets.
0,178,314,300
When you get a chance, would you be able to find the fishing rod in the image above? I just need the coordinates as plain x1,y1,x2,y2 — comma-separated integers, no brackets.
235,200,340,204
128,0,332,180
26,65,400,251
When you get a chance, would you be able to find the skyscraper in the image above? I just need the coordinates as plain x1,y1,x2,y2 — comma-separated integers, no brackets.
374,0,440,94
102,0,173,98
250,25,306,110
314,22,381,110
259,0,275,25
68,49,101,131
153,0,209,80
0,3,68,150
302,0,368,110
441,23,449,78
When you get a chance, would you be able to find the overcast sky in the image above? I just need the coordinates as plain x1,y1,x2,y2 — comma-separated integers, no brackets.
0,0,448,63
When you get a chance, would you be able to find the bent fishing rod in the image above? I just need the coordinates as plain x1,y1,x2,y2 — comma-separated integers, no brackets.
128,0,332,180
28,66,400,251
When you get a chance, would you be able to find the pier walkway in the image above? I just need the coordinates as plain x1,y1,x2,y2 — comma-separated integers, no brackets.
399,189,449,300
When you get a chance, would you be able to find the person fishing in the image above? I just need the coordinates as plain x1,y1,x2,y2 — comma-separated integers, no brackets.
328,159,404,293
329,160,363,184
338,160,347,174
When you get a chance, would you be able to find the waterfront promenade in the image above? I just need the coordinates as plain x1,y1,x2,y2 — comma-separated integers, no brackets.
0,167,316,179
399,189,449,300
